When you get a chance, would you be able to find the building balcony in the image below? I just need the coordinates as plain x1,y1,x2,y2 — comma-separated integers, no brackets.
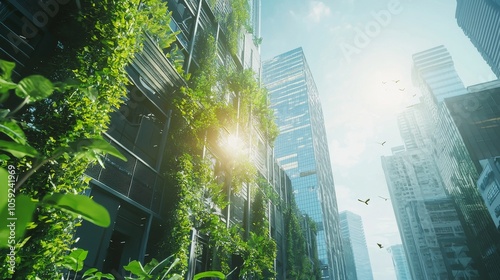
85,135,165,215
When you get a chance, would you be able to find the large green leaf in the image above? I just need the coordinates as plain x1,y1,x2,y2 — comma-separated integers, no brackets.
0,60,15,80
61,248,88,272
0,77,16,94
123,260,150,278
85,271,115,279
41,194,110,227
15,75,54,102
0,167,8,211
0,194,38,248
147,255,175,276
0,109,10,118
167,275,183,280
0,139,38,158
0,120,27,144
69,138,127,162
193,271,226,280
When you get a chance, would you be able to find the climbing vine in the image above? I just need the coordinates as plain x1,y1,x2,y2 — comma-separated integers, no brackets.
161,9,278,276
1,0,286,278
0,0,178,278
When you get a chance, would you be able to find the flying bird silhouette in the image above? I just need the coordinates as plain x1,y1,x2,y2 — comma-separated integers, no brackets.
376,141,386,146
393,80,400,83
399,88,405,91
377,243,384,249
378,196,389,201
358,198,370,205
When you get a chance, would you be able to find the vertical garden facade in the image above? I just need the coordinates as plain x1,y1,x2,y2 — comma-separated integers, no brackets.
0,0,320,279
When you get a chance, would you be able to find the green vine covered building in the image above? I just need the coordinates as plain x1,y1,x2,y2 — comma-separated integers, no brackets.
0,0,321,279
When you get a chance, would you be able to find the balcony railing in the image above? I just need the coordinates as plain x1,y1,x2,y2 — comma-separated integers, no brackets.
85,136,165,215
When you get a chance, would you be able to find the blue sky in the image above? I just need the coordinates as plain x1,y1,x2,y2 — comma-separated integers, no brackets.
260,0,496,279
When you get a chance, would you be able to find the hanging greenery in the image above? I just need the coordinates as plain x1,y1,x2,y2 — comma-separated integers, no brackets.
1,0,292,278
160,4,278,274
0,0,178,278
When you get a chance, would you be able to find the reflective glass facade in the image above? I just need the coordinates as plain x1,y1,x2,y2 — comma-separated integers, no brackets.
382,147,476,279
478,157,500,230
263,47,346,279
387,244,412,280
412,45,467,105
444,81,500,172
339,211,374,280
412,46,500,279
456,0,500,78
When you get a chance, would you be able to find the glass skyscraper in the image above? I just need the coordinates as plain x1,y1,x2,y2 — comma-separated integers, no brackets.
339,211,374,280
411,45,467,105
262,47,346,279
456,0,500,78
387,244,412,280
382,146,476,279
412,45,500,279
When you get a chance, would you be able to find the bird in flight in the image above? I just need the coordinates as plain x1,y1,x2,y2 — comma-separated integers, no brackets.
393,80,400,83
358,198,370,205
377,243,384,249
378,196,389,201
399,88,405,91
376,141,386,146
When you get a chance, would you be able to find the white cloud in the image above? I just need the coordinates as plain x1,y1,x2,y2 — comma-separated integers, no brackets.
307,1,331,23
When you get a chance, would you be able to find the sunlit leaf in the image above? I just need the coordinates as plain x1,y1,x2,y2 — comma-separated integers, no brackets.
85,271,115,279
0,77,16,94
41,193,110,227
123,260,149,278
148,255,175,276
0,194,38,248
0,120,27,144
0,139,38,158
0,167,8,211
0,60,16,80
15,75,54,102
82,268,98,277
69,138,127,162
168,274,183,280
61,248,88,272
193,271,226,280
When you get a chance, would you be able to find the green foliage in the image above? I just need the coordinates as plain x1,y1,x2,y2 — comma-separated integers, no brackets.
0,61,132,279
163,5,278,274
61,248,88,273
225,68,279,143
0,0,280,277
284,201,320,280
41,194,111,227
0,0,180,277
224,0,251,55
61,249,225,280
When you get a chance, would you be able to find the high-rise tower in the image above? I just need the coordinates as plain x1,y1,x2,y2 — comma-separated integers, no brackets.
382,61,478,278
262,47,346,279
387,244,412,280
456,0,500,78
339,211,374,280
411,45,500,279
